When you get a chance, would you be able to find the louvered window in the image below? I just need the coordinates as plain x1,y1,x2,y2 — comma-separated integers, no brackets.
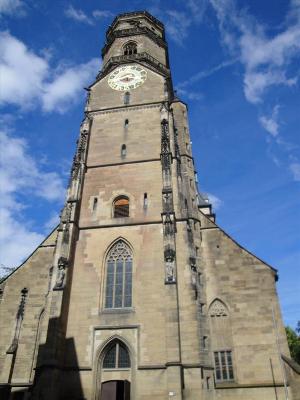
113,197,129,218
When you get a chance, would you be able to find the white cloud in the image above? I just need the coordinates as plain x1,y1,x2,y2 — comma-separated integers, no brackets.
289,163,300,181
44,212,59,231
65,5,93,25
176,88,203,101
177,58,237,89
92,10,113,19
0,0,25,17
186,0,208,21
0,130,65,268
0,31,99,113
259,105,280,137
64,6,112,25
42,58,99,112
0,31,49,108
206,192,223,210
164,10,192,45
0,207,43,270
209,0,300,103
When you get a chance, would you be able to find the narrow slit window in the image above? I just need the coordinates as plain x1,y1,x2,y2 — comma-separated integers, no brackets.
198,272,202,285
206,377,210,390
124,92,130,105
121,144,126,158
199,303,205,314
143,193,148,208
124,119,129,128
93,197,98,212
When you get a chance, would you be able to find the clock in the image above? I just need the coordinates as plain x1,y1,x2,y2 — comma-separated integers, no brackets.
108,65,147,91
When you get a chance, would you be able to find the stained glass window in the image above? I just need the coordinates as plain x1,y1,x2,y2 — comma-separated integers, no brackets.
105,240,132,308
103,341,131,369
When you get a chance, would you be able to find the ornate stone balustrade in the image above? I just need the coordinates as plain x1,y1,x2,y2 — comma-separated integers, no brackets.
97,52,170,80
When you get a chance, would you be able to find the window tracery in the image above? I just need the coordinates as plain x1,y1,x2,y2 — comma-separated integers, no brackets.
105,240,132,309
209,299,228,317
103,340,131,368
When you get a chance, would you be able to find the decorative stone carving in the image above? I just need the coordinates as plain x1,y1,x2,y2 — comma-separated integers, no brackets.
99,51,169,81
108,240,132,262
53,257,68,290
166,260,175,283
209,299,228,317
162,190,172,212
162,213,175,236
164,246,175,262
7,288,28,354
164,246,176,283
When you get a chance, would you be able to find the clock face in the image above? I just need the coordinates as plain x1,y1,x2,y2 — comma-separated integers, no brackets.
108,65,147,91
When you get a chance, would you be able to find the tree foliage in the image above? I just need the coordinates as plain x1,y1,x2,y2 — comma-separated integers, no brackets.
286,323,300,364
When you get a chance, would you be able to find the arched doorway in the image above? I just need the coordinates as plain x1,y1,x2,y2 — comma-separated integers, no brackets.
98,340,131,400
101,380,130,400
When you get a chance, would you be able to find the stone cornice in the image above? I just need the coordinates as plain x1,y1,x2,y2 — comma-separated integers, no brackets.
87,101,162,116
102,26,167,58
107,11,164,35
97,52,170,82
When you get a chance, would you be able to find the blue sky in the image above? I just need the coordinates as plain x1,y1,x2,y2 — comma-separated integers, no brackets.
0,0,299,328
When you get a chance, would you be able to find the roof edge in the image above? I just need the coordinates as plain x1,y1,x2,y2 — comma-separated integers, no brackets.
199,211,278,277
0,225,58,284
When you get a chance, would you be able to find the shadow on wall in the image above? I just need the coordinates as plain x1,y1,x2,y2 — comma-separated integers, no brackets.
32,317,85,400
0,317,85,400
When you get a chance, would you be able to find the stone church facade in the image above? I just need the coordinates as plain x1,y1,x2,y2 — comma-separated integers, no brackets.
0,10,299,400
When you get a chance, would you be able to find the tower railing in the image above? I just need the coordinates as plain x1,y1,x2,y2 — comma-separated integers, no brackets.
98,52,170,80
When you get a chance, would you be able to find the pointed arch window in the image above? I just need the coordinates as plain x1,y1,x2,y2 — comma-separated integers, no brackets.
105,240,132,309
103,340,131,369
113,196,129,218
123,42,137,56
209,299,228,317
209,299,234,382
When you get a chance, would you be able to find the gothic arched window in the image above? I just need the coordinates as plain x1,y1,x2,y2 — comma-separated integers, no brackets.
113,196,129,218
123,42,137,56
105,240,132,309
209,299,228,317
103,340,131,369
209,299,234,382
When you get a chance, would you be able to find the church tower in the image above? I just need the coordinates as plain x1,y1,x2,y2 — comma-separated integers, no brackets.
0,11,297,400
